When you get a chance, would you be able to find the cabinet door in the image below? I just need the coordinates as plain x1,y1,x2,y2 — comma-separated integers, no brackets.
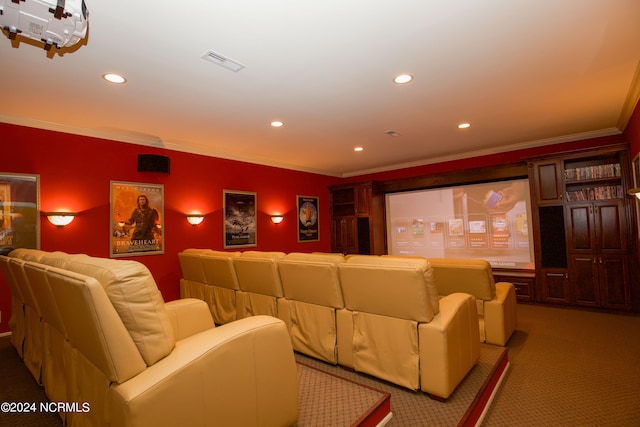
540,268,569,303
568,255,599,306
531,160,563,204
593,201,626,253
599,254,631,309
332,217,357,254
566,204,596,253
354,184,371,215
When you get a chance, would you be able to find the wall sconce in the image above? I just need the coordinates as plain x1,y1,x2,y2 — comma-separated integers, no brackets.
270,214,284,224
45,212,77,227
628,188,640,200
186,213,205,226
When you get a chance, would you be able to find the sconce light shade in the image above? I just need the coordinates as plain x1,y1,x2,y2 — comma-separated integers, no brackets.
45,212,77,227
186,213,205,226
270,214,284,224
628,188,640,200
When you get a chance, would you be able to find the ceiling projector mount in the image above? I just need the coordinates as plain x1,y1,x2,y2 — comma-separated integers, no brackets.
0,0,88,51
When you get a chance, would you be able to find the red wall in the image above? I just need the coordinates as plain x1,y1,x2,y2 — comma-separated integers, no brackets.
624,98,640,160
1,108,638,332
0,122,340,332
623,98,640,263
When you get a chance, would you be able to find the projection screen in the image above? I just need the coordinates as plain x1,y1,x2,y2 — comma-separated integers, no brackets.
385,178,534,270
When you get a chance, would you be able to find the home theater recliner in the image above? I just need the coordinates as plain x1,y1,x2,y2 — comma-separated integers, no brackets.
178,249,488,400
0,249,299,427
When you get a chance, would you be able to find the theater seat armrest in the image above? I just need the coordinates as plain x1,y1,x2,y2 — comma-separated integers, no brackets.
110,316,298,427
419,293,480,399
165,298,214,340
484,282,517,346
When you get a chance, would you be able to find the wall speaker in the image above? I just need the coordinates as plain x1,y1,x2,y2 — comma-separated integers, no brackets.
138,154,170,174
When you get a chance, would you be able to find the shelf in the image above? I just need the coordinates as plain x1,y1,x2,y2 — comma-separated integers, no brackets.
565,185,624,202
564,162,620,182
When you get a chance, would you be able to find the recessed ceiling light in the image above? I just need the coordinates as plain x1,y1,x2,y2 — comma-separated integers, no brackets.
102,73,126,84
458,123,471,129
393,74,413,84
354,146,364,152
271,121,284,127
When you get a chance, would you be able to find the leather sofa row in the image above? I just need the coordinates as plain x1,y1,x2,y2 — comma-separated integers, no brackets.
179,249,486,399
0,249,299,427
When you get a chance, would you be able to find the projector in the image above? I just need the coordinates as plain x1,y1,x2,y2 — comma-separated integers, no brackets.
0,0,88,50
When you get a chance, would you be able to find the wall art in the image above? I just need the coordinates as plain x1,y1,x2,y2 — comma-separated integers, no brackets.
297,195,319,242
224,190,257,248
0,173,39,250
110,181,164,257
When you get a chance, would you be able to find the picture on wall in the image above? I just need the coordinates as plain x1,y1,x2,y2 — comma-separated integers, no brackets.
297,195,319,242
0,173,39,250
110,181,164,257
224,190,257,248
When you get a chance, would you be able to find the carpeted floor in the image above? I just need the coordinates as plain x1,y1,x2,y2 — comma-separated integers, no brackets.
0,335,504,427
294,344,506,427
294,361,390,426
482,303,640,426
4,303,638,426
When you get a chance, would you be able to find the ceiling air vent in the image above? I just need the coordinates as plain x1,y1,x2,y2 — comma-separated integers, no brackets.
201,50,245,72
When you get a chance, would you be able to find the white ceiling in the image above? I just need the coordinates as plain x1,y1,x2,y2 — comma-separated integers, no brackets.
1,0,639,177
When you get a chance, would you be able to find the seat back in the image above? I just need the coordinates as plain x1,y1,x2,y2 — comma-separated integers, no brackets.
339,255,438,322
278,252,345,308
233,251,286,318
0,255,25,357
46,266,146,383
234,251,285,297
24,262,67,337
278,252,346,363
200,251,241,290
61,256,176,366
428,258,496,301
178,249,208,283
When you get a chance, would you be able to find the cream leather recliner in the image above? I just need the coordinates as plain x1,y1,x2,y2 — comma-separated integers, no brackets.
277,252,351,365
338,255,480,399
428,258,517,346
178,249,242,325
3,249,299,427
177,248,209,300
233,251,287,320
0,255,26,359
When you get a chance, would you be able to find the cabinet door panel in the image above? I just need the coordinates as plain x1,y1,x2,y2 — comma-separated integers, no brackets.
533,161,563,203
595,202,625,252
541,269,569,302
566,205,594,251
332,217,356,254
599,255,630,309
354,185,371,215
569,256,599,306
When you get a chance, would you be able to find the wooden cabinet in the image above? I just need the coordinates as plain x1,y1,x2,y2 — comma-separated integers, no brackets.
531,160,564,204
329,181,384,255
527,144,636,310
493,270,535,301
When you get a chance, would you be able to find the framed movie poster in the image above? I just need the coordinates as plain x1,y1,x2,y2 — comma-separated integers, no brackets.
297,195,319,242
110,181,164,257
224,190,257,248
0,173,39,250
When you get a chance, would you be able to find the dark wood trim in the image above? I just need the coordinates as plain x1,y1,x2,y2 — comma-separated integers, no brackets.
379,162,529,194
